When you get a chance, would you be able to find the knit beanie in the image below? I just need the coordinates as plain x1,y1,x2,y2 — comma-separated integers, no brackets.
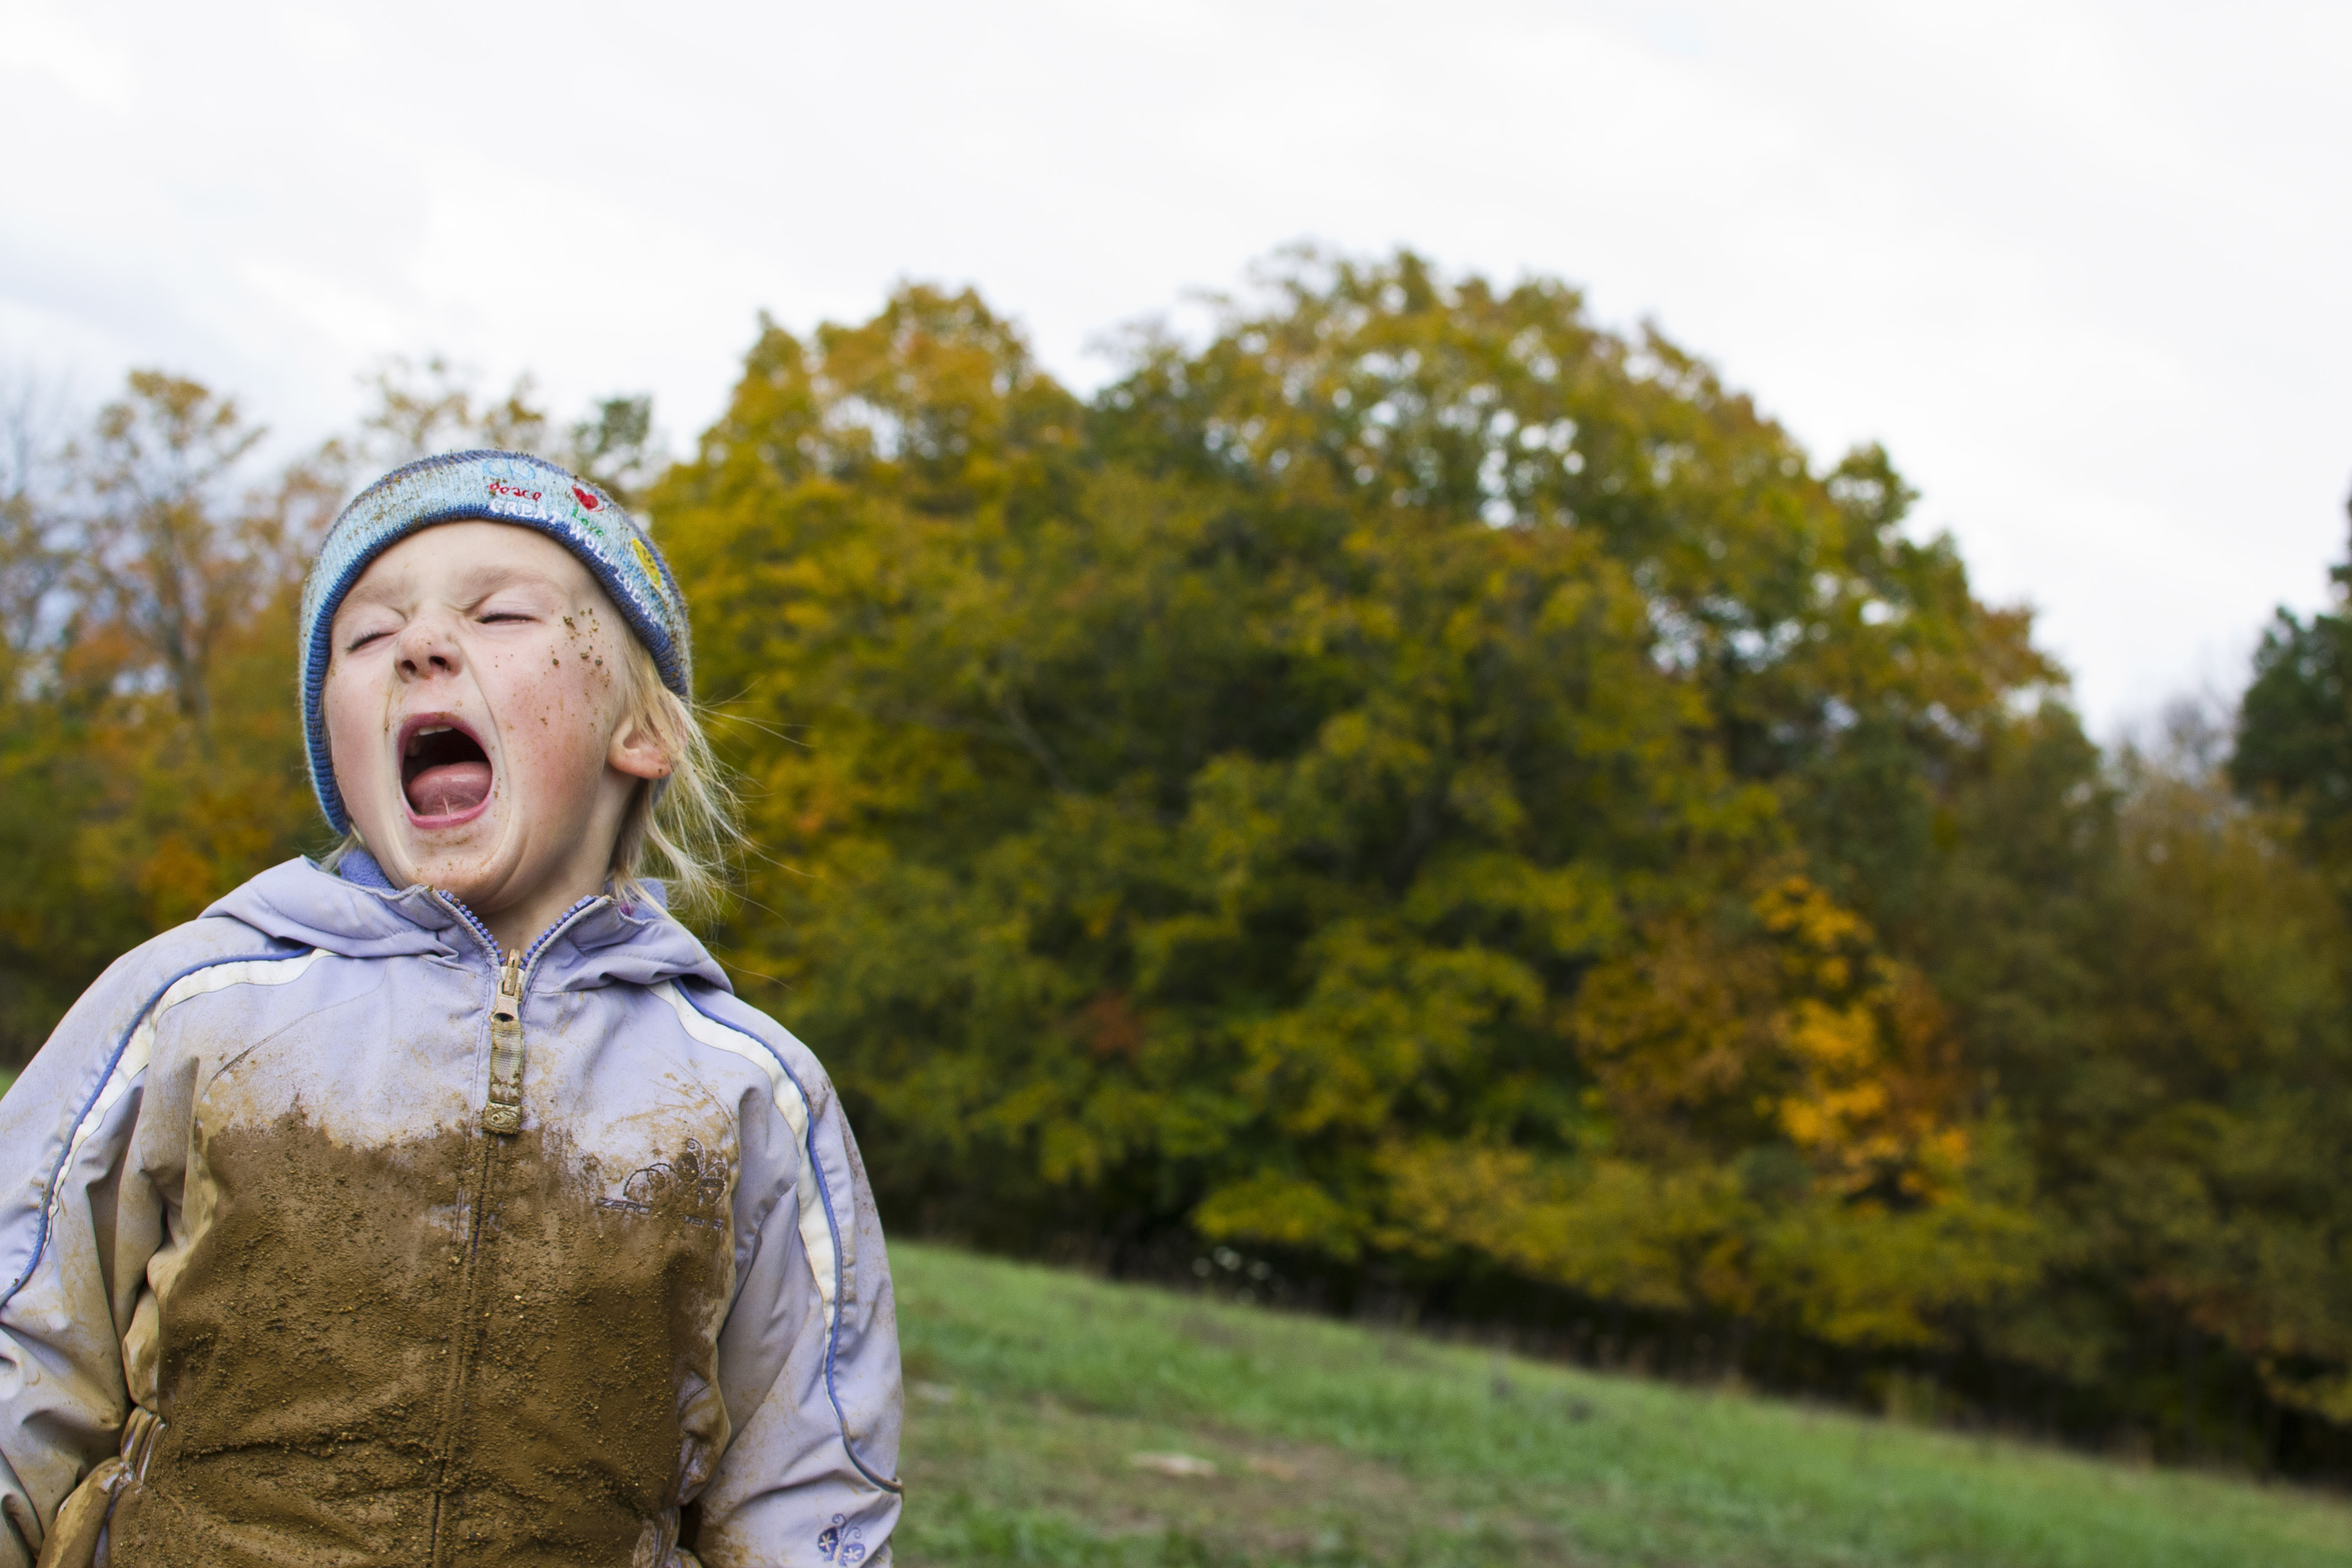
298,450,691,835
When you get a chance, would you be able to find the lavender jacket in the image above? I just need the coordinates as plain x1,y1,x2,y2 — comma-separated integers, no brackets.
0,853,901,1568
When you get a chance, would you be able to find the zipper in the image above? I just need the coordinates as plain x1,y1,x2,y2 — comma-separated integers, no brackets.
434,892,604,1137
481,953,525,1134
424,889,606,1564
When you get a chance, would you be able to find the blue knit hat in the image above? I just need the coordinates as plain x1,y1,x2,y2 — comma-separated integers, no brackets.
299,450,691,834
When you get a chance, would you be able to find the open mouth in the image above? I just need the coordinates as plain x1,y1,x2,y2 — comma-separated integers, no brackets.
401,718,493,822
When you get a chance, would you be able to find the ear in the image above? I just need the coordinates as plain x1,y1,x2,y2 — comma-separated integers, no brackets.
609,712,674,781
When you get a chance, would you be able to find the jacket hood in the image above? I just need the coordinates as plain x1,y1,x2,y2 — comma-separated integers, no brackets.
203,852,731,993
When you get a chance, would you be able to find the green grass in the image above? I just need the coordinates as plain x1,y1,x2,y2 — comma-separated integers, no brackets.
892,1241,2352,1567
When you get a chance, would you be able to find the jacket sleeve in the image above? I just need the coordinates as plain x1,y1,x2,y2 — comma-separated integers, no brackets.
0,921,285,1567
677,985,903,1568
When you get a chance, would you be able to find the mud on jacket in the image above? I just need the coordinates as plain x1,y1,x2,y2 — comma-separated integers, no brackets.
0,852,902,1567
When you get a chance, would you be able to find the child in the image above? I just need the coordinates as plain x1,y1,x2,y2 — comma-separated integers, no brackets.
0,452,902,1567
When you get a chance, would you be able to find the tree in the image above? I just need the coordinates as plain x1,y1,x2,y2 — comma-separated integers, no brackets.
353,354,662,504
2232,501,2352,865
0,361,653,1063
652,254,2056,1357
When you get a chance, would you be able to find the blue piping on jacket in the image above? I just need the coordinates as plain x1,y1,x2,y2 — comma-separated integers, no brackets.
677,982,903,1496
1,948,301,1308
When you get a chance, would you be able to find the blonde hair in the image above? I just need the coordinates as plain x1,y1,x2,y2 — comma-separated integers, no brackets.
323,636,739,924
607,635,739,920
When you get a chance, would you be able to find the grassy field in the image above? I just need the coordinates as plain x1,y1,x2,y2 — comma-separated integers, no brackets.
892,1241,2352,1567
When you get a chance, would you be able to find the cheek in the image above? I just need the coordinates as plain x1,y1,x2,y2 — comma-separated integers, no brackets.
320,666,393,782
563,607,627,719
489,648,618,802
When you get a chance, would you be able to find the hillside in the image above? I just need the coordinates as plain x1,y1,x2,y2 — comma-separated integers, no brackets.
891,1242,2352,1567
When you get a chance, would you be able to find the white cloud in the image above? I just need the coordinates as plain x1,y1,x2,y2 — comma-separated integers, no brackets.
0,0,132,110
2,0,2344,732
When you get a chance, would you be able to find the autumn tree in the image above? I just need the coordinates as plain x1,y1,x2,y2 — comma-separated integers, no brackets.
0,359,655,1061
652,255,2063,1358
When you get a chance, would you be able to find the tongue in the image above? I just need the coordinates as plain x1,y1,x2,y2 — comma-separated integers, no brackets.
406,762,492,818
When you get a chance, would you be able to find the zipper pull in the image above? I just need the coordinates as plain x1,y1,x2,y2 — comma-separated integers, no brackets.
483,950,526,1135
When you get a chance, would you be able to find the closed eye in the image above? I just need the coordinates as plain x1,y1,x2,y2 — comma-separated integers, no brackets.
345,628,393,652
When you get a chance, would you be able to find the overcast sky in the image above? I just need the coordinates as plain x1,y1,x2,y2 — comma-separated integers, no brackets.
3,0,2345,733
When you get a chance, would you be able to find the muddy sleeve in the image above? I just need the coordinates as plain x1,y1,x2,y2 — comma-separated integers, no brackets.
0,923,268,1568
688,1004,903,1568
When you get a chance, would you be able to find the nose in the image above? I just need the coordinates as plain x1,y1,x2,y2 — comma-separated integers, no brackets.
394,613,464,682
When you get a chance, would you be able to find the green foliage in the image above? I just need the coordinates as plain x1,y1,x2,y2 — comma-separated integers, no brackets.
2207,510,2352,1426
2236,531,2352,862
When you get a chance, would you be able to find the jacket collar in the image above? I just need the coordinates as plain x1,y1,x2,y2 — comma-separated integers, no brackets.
203,853,731,992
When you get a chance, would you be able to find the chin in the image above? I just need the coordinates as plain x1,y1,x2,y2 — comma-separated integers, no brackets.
369,814,501,890
415,841,508,888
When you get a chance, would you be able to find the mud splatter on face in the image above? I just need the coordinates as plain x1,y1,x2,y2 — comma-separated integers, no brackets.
318,523,664,950
108,1109,733,1567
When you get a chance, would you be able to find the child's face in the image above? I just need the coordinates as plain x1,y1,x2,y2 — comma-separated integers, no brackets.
323,522,670,925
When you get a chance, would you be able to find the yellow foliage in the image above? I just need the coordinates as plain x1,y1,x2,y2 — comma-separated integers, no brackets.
1195,1171,1366,1259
